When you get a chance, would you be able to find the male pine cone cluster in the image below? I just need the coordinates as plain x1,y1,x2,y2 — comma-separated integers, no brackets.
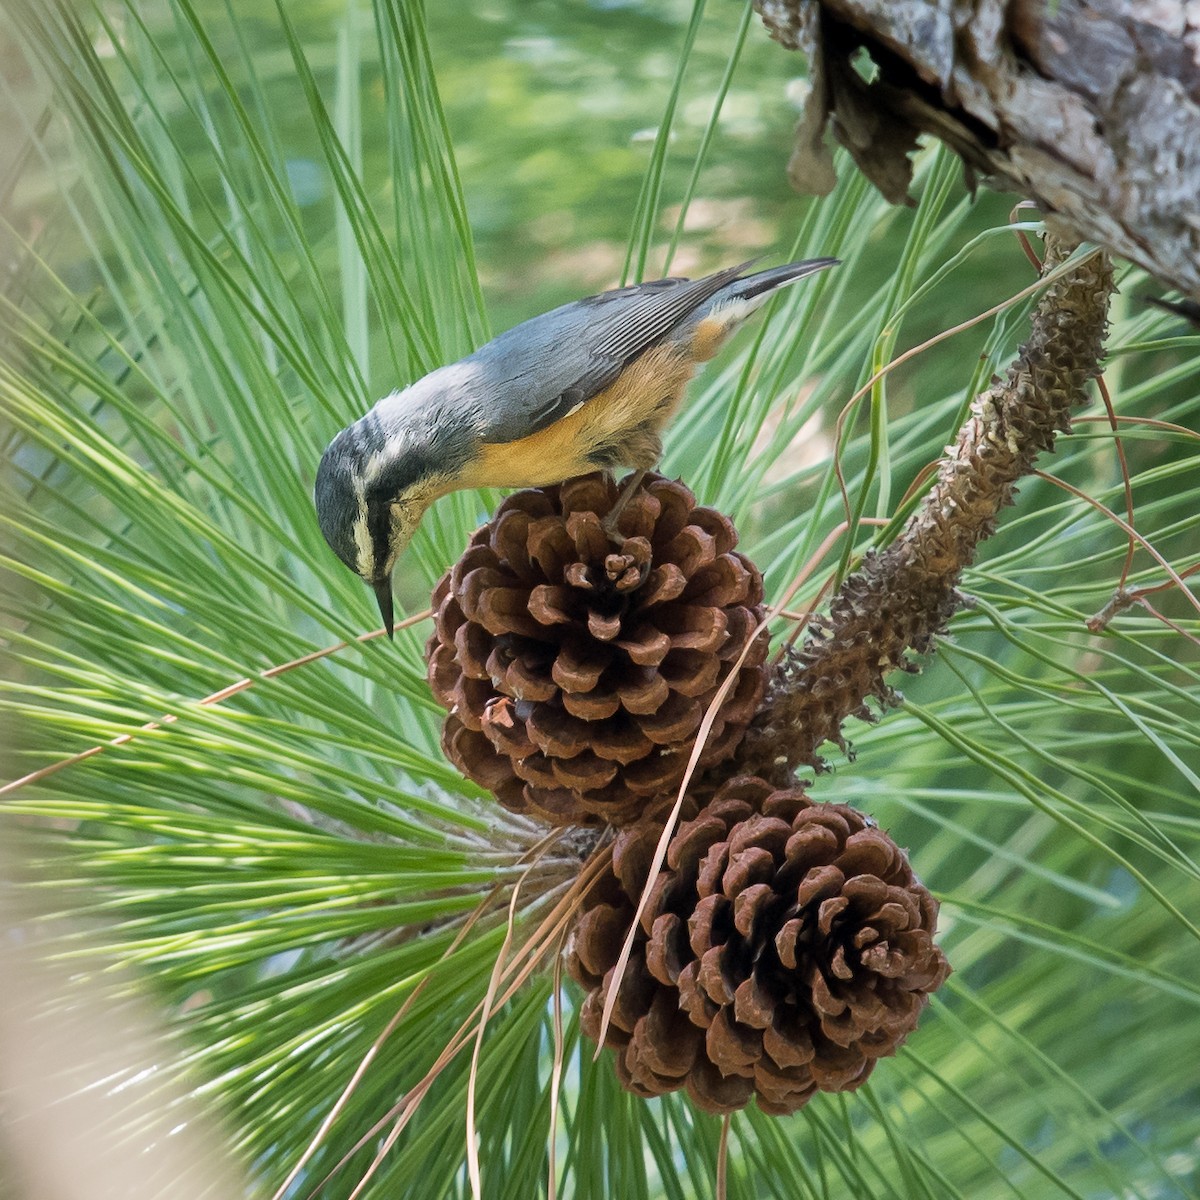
425,472,949,1114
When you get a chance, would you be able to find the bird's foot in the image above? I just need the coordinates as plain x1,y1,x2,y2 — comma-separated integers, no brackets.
602,469,646,545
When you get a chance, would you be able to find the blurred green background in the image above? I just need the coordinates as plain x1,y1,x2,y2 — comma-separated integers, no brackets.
2,1,1198,1198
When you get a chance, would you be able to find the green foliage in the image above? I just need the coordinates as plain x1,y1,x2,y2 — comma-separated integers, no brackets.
2,1,1198,1197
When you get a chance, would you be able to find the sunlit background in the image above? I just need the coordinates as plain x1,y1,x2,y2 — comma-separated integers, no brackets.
2,1,1198,1198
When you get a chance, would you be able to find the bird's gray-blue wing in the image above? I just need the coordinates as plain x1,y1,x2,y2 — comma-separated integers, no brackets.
465,261,751,445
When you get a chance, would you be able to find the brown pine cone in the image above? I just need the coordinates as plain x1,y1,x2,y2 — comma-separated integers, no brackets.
567,776,951,1114
427,474,768,825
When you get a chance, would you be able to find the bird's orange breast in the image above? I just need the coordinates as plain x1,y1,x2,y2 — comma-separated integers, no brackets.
457,342,699,489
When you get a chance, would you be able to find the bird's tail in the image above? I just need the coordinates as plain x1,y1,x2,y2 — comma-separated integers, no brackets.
723,257,839,303
684,257,837,360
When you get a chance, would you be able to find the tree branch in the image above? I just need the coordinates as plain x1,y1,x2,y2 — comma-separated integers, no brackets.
754,0,1200,297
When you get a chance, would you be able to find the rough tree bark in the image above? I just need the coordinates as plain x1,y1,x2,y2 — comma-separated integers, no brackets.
753,0,1200,299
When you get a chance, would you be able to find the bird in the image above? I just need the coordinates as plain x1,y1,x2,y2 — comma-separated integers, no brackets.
314,257,838,635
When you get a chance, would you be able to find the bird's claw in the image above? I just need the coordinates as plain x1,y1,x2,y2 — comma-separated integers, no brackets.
601,511,627,546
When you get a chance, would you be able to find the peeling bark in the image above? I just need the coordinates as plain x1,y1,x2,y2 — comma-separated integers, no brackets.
754,0,1200,298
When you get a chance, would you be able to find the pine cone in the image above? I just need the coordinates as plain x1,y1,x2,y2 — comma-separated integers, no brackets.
427,474,768,825
568,776,951,1114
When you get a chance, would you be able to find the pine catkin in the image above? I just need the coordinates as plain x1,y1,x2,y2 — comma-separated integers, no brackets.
732,236,1114,782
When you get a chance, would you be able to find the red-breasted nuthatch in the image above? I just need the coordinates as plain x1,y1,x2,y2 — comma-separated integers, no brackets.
315,257,837,632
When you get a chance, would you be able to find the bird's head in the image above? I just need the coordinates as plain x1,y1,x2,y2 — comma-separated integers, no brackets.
314,413,441,638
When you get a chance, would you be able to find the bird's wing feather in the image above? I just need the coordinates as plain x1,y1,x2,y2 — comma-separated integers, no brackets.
467,262,752,444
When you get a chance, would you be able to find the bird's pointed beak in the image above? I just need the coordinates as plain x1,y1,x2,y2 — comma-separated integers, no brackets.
372,575,395,640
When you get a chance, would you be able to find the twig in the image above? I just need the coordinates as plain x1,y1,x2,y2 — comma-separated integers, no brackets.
1009,200,1043,272
546,925,568,1200
717,1115,731,1200
1033,471,1200,624
1093,375,1138,587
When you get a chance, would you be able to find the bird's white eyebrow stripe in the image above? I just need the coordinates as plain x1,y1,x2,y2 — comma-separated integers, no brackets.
361,449,387,486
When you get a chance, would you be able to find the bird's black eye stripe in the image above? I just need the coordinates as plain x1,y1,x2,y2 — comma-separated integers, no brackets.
368,500,393,573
